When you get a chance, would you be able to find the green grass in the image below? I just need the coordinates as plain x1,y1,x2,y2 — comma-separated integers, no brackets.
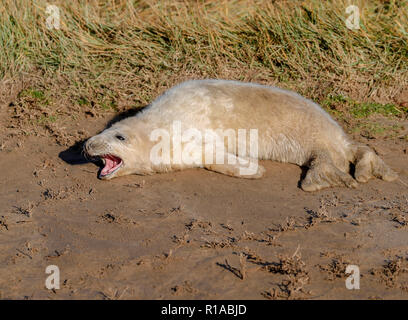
37,114,58,124
323,94,408,119
350,102,404,118
352,122,406,139
77,97,89,106
18,89,46,101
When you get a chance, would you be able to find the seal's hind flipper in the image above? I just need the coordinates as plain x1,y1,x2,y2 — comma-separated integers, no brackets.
353,145,398,183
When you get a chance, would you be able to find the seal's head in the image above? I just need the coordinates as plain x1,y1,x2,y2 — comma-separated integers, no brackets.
84,120,153,180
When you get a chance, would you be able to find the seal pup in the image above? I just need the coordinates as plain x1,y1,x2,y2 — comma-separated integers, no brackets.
84,79,397,191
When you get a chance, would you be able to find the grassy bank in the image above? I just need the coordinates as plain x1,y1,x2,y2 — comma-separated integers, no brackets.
0,0,407,142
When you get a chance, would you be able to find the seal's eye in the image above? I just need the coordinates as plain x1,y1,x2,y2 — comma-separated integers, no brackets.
116,135,125,141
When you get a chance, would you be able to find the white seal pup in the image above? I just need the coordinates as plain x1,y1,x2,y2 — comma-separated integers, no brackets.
84,79,397,191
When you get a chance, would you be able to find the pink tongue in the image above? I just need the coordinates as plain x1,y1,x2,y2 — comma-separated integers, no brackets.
101,155,121,175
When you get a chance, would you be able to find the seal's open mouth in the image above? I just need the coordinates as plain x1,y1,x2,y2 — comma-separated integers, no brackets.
99,154,123,178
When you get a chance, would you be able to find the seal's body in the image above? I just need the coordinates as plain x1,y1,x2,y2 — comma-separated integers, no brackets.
84,80,397,191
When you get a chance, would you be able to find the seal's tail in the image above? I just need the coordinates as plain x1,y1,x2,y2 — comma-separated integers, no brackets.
351,144,398,183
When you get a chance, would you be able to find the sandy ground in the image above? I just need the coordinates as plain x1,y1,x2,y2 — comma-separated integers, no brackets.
1,92,408,300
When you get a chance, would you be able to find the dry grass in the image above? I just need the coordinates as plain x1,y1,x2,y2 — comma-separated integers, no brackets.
217,257,246,280
370,255,408,288
318,254,352,281
12,202,34,218
260,247,311,299
1,1,407,110
305,199,339,228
